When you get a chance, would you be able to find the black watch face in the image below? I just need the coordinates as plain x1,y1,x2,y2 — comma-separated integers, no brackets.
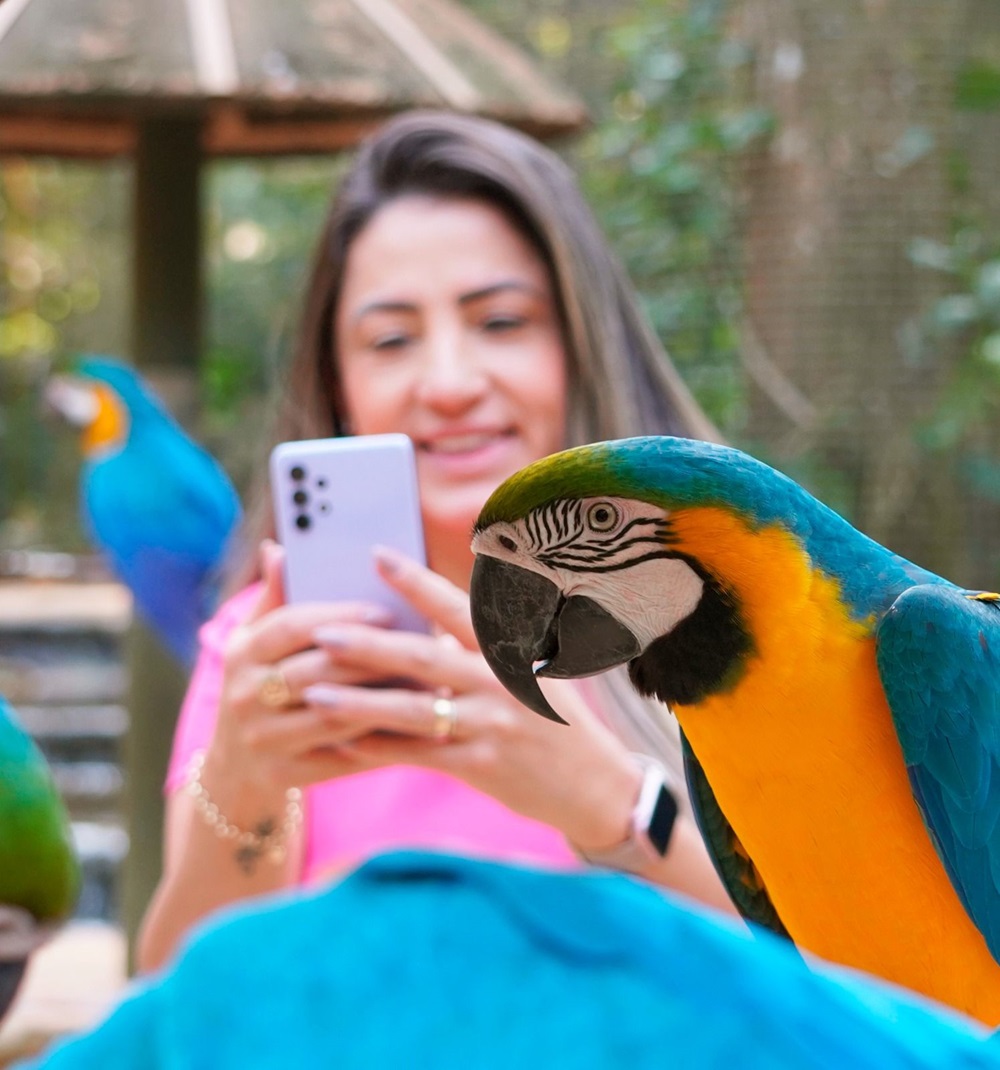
648,785,679,856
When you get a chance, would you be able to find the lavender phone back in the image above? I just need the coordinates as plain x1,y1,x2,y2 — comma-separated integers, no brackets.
270,434,429,634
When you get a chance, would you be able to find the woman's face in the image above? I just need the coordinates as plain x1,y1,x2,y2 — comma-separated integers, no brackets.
335,194,568,545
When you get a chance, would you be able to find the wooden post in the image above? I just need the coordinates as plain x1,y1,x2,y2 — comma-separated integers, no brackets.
120,115,202,968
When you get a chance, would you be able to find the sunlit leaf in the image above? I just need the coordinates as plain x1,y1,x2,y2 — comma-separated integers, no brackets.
907,237,956,273
959,454,1000,500
979,333,1000,367
931,294,980,331
974,262,1000,311
956,60,1000,111
718,108,775,150
875,126,935,177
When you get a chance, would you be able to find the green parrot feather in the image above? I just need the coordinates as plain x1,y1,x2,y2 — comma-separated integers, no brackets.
0,695,80,921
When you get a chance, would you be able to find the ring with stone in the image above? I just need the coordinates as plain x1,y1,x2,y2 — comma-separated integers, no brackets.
258,666,294,709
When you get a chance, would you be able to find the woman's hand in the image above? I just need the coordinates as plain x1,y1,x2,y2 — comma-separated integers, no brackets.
202,541,403,811
302,545,643,852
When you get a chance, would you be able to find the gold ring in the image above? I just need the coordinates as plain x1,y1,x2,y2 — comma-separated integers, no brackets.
430,696,458,741
258,666,293,709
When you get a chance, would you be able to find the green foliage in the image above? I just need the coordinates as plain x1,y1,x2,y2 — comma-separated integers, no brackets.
577,0,772,434
202,157,343,490
905,230,1000,497
901,51,1000,511
0,162,129,552
955,59,1000,111
205,157,345,403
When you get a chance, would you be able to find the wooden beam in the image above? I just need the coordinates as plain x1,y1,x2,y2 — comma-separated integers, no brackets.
0,115,135,157
204,105,382,155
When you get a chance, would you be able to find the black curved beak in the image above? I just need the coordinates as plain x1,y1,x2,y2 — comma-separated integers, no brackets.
470,555,640,724
0,959,27,1022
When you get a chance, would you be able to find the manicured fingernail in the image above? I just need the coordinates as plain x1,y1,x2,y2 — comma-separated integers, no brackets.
303,684,341,707
314,628,348,649
361,606,393,625
373,545,405,575
261,539,283,569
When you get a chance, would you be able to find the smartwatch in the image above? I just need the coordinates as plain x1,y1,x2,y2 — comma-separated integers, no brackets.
573,754,679,875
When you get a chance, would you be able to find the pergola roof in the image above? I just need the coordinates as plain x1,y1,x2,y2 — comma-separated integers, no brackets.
0,0,587,156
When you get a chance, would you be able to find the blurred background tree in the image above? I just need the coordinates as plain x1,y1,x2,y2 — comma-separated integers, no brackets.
3,0,999,589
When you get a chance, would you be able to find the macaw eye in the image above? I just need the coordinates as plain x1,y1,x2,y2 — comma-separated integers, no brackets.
586,501,619,532
499,535,518,552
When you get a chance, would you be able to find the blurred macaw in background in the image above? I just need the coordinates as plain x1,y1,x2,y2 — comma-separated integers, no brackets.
0,694,79,1023
469,435,1000,1025
46,356,242,668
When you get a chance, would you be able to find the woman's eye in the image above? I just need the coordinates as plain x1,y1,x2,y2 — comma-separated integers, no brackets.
481,313,525,333
371,332,411,352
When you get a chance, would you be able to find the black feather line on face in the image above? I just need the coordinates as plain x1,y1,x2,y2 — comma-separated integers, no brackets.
539,548,681,573
535,513,678,570
628,558,754,707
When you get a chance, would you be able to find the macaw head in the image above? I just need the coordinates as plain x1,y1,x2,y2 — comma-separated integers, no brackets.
470,436,874,723
44,356,165,459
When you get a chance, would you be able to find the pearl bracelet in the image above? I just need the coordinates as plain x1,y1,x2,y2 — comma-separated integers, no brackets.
185,750,303,866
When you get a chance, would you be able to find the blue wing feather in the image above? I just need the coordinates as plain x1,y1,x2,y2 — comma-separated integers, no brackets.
876,586,1000,960
681,731,793,942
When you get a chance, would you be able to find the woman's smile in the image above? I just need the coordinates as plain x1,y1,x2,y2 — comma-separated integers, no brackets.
416,425,517,469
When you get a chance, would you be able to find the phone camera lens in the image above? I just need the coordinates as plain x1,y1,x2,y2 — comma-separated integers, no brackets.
290,465,306,481
293,489,308,506
295,514,311,530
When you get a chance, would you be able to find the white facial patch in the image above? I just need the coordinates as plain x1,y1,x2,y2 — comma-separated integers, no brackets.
473,496,705,652
44,376,101,427
567,554,704,651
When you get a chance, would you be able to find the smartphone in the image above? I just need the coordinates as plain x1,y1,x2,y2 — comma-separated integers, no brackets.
269,434,429,633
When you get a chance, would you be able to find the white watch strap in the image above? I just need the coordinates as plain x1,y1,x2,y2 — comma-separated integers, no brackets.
572,754,679,876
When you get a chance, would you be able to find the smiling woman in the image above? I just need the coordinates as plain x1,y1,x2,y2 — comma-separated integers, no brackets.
136,109,733,974
335,194,567,585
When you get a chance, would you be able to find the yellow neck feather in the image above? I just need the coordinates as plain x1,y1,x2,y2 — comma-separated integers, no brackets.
82,385,127,456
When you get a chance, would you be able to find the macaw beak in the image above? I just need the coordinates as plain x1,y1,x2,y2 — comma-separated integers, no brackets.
469,555,641,724
0,960,27,1022
0,906,54,1023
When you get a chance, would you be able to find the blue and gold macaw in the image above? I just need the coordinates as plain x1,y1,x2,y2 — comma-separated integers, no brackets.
469,436,1000,1025
0,694,79,1021
46,356,242,667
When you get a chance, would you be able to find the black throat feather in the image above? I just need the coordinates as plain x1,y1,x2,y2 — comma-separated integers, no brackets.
627,562,754,707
